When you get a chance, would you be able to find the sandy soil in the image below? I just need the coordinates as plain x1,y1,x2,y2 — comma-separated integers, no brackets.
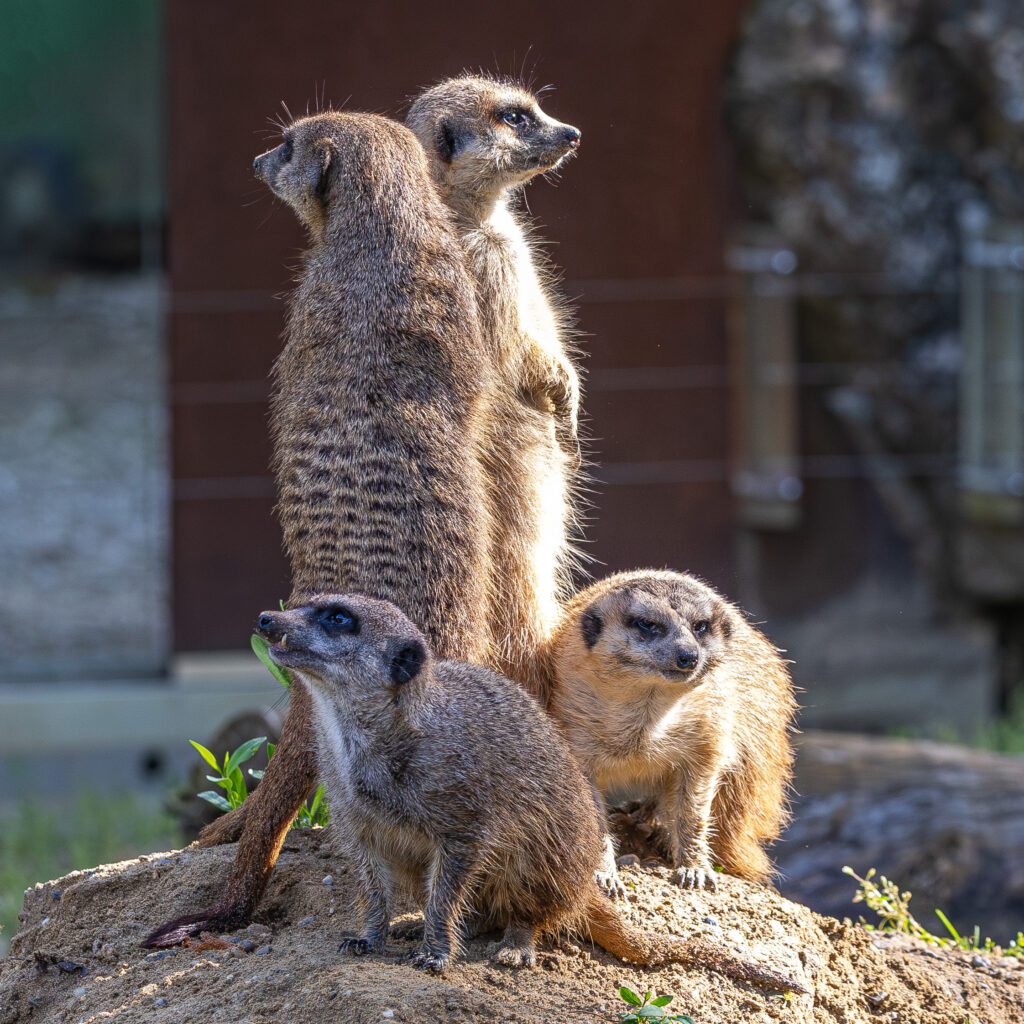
2,829,1022,1023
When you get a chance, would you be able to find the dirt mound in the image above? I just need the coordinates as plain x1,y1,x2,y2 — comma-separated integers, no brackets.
2,829,1022,1023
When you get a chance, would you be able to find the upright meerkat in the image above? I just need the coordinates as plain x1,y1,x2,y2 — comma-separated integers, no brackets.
255,592,805,993
407,75,583,701
549,571,797,894
145,111,495,947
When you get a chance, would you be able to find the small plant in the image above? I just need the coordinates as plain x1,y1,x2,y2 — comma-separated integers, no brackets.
251,631,292,688
191,737,267,812
844,866,1022,959
616,986,695,1023
191,738,329,827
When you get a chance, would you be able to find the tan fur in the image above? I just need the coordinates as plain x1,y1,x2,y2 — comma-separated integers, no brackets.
549,570,797,892
145,112,495,947
407,76,585,701
252,593,805,993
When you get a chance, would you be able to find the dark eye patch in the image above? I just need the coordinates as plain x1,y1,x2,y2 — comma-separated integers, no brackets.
318,605,358,634
629,617,664,639
693,619,711,637
501,108,532,128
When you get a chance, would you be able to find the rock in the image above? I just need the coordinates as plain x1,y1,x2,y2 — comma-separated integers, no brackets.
296,915,315,927
2,829,1020,1024
322,875,334,886
154,997,168,1007
615,854,640,868
381,1011,394,1019
254,945,272,956
972,955,992,969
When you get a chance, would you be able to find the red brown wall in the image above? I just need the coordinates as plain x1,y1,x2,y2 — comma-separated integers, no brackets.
167,0,747,650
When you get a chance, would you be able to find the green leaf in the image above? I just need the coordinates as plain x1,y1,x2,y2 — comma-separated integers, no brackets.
620,987,642,1006
190,740,221,772
638,1006,667,1018
267,743,276,760
251,633,292,688
225,737,267,775
279,599,285,611
678,1017,696,1024
198,791,232,812
248,769,265,780
205,775,229,785
935,908,962,944
650,996,673,1007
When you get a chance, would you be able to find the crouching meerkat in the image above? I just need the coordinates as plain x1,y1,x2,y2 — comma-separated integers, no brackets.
407,75,585,702
254,592,806,993
145,111,495,947
549,571,797,895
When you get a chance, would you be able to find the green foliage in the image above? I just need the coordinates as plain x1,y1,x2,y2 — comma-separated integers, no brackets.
975,693,1024,755
191,737,267,812
844,866,1022,958
0,792,179,956
250,633,292,689
190,738,329,828
616,986,694,1023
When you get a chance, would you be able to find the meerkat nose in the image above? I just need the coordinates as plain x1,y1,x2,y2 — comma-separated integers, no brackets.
675,647,698,671
563,126,581,149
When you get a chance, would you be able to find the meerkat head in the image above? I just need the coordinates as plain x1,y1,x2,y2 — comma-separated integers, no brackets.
571,572,734,696
407,75,580,210
255,593,430,707
253,111,424,240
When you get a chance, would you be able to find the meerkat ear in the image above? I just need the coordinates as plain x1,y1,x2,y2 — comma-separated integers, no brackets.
389,638,426,685
581,609,603,648
435,117,467,164
306,140,333,198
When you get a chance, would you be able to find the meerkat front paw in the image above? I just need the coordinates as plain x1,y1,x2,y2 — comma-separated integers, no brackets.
339,937,376,954
594,866,628,898
672,861,719,892
490,944,537,968
410,948,450,974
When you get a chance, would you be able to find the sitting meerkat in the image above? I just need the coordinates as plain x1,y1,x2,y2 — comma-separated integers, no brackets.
549,570,797,895
254,592,805,994
407,75,585,701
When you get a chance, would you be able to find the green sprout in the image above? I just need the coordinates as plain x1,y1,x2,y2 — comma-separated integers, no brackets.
616,986,695,1023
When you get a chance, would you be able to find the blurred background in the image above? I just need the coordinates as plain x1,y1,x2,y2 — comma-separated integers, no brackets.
2,0,1023,955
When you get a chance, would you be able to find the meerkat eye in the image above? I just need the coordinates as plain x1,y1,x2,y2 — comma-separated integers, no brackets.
502,109,531,128
629,617,662,639
281,137,293,162
693,620,711,637
319,606,358,634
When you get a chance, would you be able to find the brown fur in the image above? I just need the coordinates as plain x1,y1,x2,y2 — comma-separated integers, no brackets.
253,593,805,993
144,111,495,947
407,76,585,701
549,570,797,893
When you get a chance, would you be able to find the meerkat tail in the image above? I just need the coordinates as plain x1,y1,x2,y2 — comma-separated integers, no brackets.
581,889,808,994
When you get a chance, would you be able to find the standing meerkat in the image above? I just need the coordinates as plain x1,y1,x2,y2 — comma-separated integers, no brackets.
254,592,806,994
145,111,495,947
407,75,584,701
549,570,797,895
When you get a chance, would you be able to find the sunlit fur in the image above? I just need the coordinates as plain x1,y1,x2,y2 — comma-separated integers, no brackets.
257,593,805,993
550,571,798,890
407,76,586,702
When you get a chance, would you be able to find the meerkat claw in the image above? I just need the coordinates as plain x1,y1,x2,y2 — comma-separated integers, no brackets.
594,867,628,898
339,937,375,956
674,865,719,892
410,949,449,975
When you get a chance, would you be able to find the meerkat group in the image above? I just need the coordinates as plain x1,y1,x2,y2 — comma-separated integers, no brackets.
146,73,801,992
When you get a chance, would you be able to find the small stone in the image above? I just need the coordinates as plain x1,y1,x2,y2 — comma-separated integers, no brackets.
41,918,50,927
922,948,943,959
51,890,62,900
74,987,86,998
328,907,335,916
381,1011,394,1019
972,955,992,969
328,991,338,999
702,916,719,927
297,915,315,927
322,875,334,886
255,945,272,955
154,997,168,1007
239,940,255,952
867,991,887,1006
615,854,640,868
245,923,272,939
